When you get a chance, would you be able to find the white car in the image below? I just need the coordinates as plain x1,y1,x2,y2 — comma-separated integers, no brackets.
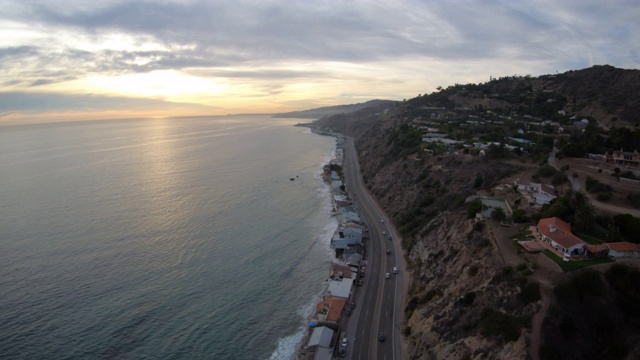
341,337,348,348
393,267,398,274
385,272,390,279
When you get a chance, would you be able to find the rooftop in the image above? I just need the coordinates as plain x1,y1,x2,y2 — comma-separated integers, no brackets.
537,217,586,249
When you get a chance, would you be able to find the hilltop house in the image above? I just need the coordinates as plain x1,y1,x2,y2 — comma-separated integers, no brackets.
517,182,556,205
603,148,640,167
535,217,587,257
607,242,640,259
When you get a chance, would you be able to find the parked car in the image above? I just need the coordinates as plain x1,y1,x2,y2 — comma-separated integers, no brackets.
341,337,348,348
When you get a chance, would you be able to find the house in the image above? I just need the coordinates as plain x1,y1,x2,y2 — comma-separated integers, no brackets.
314,296,347,322
333,194,349,208
331,224,363,249
330,264,354,280
603,148,640,167
307,326,334,348
331,179,343,192
535,217,587,257
607,242,640,259
517,182,556,205
339,206,361,225
344,253,363,270
326,278,354,299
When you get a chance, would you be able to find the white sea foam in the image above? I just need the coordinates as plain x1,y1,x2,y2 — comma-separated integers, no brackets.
268,290,326,360
267,330,305,360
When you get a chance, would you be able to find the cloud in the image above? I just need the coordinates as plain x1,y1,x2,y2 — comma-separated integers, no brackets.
0,0,638,121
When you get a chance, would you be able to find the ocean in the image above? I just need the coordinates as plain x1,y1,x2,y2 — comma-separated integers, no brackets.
0,115,338,359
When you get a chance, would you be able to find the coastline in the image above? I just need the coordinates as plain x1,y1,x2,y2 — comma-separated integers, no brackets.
268,126,340,360
284,126,370,360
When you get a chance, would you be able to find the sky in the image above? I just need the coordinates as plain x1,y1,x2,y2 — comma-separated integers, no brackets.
1,0,639,124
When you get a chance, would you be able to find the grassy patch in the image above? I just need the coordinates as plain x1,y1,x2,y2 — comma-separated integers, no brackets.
542,250,612,272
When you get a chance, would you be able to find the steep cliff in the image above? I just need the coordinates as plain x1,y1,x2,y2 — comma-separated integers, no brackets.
404,211,537,359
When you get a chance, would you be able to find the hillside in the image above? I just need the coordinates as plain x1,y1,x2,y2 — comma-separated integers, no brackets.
310,64,640,359
271,99,397,119
407,65,640,128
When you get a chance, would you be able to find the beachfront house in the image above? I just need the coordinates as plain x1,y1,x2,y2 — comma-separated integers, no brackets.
535,217,587,257
331,225,363,250
304,325,335,360
333,194,349,209
326,278,354,300
314,296,347,323
339,206,361,225
607,242,640,259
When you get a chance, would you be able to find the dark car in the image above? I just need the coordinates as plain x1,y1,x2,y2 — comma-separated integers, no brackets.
378,332,386,342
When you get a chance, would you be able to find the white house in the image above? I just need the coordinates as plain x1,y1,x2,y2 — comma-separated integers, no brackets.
536,217,587,257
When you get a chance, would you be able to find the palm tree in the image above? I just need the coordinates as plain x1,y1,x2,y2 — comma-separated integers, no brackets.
571,191,595,232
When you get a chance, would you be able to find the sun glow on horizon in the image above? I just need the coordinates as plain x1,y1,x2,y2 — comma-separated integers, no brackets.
76,70,229,103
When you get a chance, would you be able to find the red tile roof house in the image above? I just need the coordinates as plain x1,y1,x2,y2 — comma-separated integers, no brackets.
607,242,640,259
535,217,587,258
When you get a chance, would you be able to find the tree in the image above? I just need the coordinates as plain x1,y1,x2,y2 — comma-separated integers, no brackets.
607,223,622,242
570,191,595,233
467,198,483,218
512,209,529,223
492,207,506,222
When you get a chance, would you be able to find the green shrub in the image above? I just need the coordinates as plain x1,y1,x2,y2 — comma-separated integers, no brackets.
479,309,531,341
519,282,541,305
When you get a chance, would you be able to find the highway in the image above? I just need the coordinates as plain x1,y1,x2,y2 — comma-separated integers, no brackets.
341,136,404,360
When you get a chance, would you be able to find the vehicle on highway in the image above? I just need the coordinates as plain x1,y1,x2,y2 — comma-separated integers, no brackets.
393,267,398,274
379,332,386,342
381,219,384,223
386,249,390,255
385,272,390,279
341,337,348,348
388,235,393,240
339,348,347,357
382,231,386,236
